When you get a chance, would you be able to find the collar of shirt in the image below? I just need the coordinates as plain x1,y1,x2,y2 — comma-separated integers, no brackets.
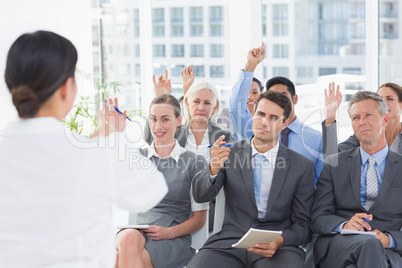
148,139,186,162
187,125,210,147
3,117,64,136
251,138,280,165
360,145,389,166
286,117,301,135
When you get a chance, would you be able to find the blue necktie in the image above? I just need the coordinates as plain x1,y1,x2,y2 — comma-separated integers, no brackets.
281,127,291,147
253,154,265,208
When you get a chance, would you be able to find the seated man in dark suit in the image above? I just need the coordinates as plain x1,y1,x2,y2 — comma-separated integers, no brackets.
312,91,402,268
187,90,315,268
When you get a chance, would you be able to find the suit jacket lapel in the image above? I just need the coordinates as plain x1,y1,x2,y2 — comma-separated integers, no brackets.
370,151,399,210
239,138,257,209
208,123,217,144
264,143,290,218
348,148,364,209
208,122,228,143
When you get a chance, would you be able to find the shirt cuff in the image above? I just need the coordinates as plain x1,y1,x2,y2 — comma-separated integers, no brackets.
333,221,347,233
210,174,218,183
233,69,253,93
387,233,396,249
241,69,254,79
322,119,337,128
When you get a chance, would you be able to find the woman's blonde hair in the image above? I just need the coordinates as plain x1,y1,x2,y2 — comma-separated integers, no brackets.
182,80,220,124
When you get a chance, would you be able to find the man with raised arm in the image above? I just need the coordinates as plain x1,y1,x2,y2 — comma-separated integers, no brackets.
230,43,324,185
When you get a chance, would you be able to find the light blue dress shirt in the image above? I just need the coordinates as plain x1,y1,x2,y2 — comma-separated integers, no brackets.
251,140,278,218
283,118,324,185
229,70,254,141
333,146,395,248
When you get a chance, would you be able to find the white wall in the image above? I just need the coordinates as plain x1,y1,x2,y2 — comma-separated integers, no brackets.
0,0,93,134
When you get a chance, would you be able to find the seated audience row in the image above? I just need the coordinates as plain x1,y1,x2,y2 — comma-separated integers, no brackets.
2,32,401,268
123,43,402,267
120,85,402,268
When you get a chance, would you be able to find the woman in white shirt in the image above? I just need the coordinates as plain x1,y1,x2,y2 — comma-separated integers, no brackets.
115,94,208,268
0,30,167,268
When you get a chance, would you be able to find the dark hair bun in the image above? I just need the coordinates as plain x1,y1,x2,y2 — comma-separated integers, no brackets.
11,85,41,118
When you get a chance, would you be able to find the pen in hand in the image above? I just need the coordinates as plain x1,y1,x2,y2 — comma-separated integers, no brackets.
114,106,132,121
207,144,233,148
363,218,371,232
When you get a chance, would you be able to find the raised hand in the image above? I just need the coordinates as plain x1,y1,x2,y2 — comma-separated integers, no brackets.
325,82,342,125
181,65,194,96
210,135,231,176
244,42,266,72
153,69,172,96
103,97,127,133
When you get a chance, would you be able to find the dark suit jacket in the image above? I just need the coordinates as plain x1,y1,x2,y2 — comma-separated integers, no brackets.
192,138,315,252
312,147,402,266
143,121,232,147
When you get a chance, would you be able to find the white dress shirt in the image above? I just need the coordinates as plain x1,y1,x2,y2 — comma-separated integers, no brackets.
185,126,211,162
251,139,279,218
147,140,209,211
0,117,167,268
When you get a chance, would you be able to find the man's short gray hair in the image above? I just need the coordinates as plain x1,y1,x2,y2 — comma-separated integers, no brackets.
347,91,388,116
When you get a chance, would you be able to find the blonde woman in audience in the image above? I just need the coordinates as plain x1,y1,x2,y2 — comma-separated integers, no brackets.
115,94,208,268
145,68,232,162
0,30,167,268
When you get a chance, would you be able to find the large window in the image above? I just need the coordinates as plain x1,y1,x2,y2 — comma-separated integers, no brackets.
190,45,204,57
209,6,223,36
0,0,95,135
170,8,184,37
171,44,185,57
153,45,165,57
272,44,289,58
193,65,205,77
152,8,165,37
2,1,400,137
379,0,401,85
210,65,225,78
87,0,401,141
190,7,204,36
146,1,229,103
210,44,224,58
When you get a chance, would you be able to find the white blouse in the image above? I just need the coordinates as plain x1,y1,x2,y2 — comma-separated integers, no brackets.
0,117,167,268
185,126,211,162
